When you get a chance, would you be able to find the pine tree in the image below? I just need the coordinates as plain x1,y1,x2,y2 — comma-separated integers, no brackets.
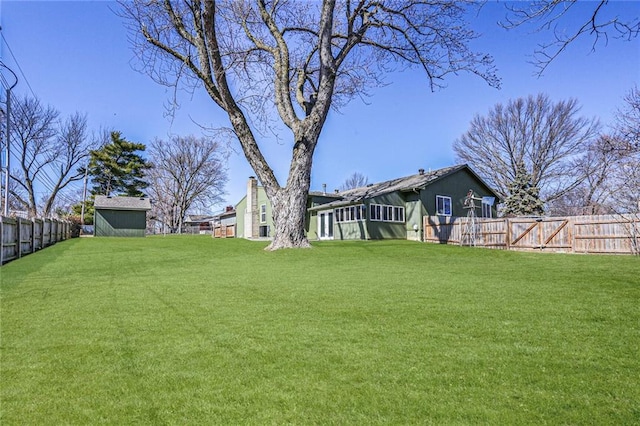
503,163,545,216
87,131,150,197
71,199,94,224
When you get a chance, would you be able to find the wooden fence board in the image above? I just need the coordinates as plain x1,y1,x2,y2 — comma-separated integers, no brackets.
423,214,640,255
1,217,18,264
213,224,235,238
43,219,52,247
19,218,34,256
1,216,72,265
33,219,43,251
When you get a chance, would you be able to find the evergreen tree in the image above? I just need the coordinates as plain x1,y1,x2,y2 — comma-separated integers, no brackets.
71,198,94,224
503,163,545,216
87,131,150,197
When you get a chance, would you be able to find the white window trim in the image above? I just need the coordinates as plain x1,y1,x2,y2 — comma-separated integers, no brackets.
436,195,452,216
369,203,405,223
260,204,267,223
482,201,493,218
334,205,366,223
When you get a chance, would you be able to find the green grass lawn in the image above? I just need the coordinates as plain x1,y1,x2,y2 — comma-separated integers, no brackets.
1,236,638,424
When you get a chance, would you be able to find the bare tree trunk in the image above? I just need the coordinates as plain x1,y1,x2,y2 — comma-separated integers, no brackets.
25,178,38,218
267,138,315,250
270,187,311,250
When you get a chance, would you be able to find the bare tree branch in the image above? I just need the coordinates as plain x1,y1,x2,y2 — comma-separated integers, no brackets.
42,112,93,216
8,95,59,217
503,1,640,76
614,85,640,149
7,96,94,217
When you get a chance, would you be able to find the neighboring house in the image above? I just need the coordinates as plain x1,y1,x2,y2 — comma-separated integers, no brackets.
235,177,271,239
184,215,215,233
236,176,340,239
94,195,152,237
236,164,501,241
211,206,237,238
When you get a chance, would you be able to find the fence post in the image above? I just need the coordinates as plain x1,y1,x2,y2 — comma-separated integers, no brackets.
16,217,22,259
568,217,575,253
538,219,543,249
31,218,36,254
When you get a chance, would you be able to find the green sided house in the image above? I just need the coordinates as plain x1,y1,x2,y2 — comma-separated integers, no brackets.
235,176,338,239
94,195,152,237
236,164,501,241
308,164,499,241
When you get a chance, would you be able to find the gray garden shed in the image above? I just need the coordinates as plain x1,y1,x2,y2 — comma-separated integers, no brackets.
94,196,151,237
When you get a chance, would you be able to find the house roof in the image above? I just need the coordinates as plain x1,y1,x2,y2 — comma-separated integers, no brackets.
185,214,216,223
94,195,152,211
215,209,236,219
343,164,465,197
308,164,495,211
309,190,342,198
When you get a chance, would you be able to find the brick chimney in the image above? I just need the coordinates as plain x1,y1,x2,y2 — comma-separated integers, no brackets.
245,177,259,238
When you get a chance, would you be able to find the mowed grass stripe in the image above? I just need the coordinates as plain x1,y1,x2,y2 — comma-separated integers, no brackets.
1,236,638,424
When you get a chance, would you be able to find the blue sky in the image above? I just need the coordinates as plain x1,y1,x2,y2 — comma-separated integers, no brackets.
1,1,638,212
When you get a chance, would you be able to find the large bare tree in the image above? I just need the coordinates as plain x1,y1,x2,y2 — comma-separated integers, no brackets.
148,134,228,233
610,86,640,214
549,87,640,216
547,134,622,216
453,93,600,206
118,0,499,249
614,85,640,149
8,95,93,217
41,112,93,216
8,95,58,217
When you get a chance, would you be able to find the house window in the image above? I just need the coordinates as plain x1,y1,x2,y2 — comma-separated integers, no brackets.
259,225,270,237
370,204,382,221
260,204,267,223
382,205,391,221
436,195,452,216
335,205,366,223
370,203,405,223
394,206,405,222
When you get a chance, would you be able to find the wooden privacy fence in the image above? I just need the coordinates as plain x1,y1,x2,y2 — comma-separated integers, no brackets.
1,216,72,265
423,214,640,255
213,224,235,238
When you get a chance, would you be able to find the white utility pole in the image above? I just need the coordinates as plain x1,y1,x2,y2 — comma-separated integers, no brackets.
1,63,18,216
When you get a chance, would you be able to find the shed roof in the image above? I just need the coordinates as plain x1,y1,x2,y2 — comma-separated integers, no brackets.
94,195,152,211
